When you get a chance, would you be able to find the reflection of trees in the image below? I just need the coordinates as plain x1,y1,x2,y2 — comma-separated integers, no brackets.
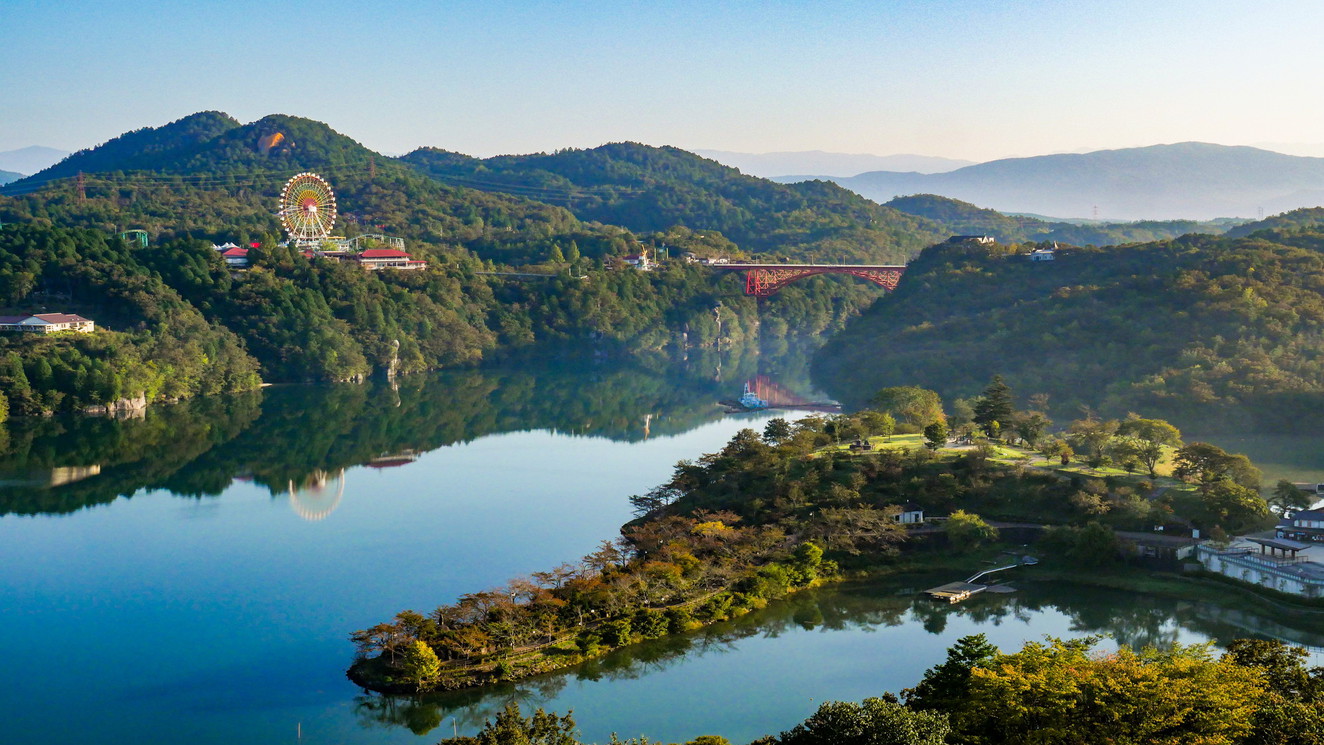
0,341,825,517
351,577,1324,737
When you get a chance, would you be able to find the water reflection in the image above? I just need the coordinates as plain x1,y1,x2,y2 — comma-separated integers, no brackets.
353,578,1324,738
0,342,828,517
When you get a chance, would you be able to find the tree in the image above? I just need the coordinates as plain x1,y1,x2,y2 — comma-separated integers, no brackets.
763,417,793,444
972,375,1014,437
399,639,442,690
1010,410,1050,448
775,697,951,745
1041,522,1120,567
954,639,1265,745
1173,442,1262,493
870,386,944,429
437,703,578,745
1115,417,1182,477
943,510,998,552
1268,480,1315,516
904,633,999,712
923,420,948,451
1203,479,1270,531
1067,417,1118,468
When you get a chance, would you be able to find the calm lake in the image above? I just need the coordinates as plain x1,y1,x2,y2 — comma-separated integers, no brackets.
2,346,1322,745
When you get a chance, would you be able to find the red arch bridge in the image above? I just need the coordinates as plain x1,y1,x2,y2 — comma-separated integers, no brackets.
713,263,905,296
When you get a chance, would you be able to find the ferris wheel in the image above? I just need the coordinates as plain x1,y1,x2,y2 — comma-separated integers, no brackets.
278,172,337,243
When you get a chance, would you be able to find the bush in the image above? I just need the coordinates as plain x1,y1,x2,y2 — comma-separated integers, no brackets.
603,619,632,647
666,607,694,634
632,608,668,639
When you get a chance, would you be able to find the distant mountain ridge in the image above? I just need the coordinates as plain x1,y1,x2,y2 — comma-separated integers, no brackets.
0,171,21,187
692,149,975,178
792,143,1324,221
0,146,70,176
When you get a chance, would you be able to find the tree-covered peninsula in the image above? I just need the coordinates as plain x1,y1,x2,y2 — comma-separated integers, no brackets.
347,380,1278,695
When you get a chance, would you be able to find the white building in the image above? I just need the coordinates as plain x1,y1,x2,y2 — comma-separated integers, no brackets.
1195,539,1324,598
0,313,95,334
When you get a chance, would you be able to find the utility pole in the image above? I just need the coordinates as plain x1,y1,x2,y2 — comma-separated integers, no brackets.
76,171,86,202
369,157,376,180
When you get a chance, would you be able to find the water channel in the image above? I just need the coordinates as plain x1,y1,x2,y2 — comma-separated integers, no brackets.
2,344,1322,744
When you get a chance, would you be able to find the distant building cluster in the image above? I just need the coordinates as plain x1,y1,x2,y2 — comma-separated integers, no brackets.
683,252,730,266
0,313,95,334
211,241,426,271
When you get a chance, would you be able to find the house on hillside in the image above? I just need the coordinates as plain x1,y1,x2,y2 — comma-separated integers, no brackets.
1028,247,1056,262
623,250,653,270
1277,509,1324,543
0,313,95,334
895,502,925,524
220,247,249,268
353,248,427,271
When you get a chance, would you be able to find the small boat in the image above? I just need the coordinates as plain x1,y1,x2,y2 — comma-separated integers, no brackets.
737,382,768,410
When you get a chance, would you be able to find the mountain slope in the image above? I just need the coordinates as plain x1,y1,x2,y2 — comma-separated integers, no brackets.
812,143,1324,221
0,171,21,186
401,143,947,263
0,112,620,266
813,229,1324,429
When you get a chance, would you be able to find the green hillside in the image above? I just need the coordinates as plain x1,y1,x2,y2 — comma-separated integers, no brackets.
1224,206,1324,238
0,113,628,267
813,230,1324,428
0,224,260,417
401,143,946,263
886,193,1243,245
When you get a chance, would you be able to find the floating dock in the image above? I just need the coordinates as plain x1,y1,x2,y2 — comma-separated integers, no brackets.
924,558,1036,603
925,581,987,603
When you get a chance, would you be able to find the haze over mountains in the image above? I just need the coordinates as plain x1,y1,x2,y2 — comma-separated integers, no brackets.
693,150,974,178
788,143,1324,221
0,146,70,177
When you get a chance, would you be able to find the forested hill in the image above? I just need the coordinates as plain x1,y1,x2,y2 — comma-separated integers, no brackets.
813,229,1324,428
886,194,1245,245
0,112,632,267
400,143,947,263
1224,206,1324,239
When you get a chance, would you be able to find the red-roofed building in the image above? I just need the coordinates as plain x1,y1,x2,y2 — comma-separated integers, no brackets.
354,248,427,271
220,247,249,268
0,313,95,334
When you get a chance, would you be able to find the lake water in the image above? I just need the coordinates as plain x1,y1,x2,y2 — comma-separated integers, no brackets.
2,347,1322,745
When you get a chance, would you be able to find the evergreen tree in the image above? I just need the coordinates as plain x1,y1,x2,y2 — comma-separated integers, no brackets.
972,375,1014,436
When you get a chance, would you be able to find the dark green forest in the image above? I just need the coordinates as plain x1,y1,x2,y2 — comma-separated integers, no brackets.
815,228,1324,427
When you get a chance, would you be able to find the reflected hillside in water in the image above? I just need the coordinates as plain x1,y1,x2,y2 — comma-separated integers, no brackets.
355,577,1324,738
0,341,826,517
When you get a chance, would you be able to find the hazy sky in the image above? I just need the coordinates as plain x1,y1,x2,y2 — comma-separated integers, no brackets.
4,0,1323,160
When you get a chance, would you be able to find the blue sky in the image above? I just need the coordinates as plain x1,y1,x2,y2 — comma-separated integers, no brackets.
4,0,1323,160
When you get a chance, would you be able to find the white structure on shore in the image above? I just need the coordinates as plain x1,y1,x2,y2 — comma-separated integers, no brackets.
1196,537,1324,599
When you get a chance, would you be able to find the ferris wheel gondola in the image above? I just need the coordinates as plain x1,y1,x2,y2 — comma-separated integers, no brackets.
279,172,337,244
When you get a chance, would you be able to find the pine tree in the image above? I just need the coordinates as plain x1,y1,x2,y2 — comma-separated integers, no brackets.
972,375,1014,436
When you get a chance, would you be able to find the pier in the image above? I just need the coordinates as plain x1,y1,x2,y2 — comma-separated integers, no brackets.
924,557,1037,603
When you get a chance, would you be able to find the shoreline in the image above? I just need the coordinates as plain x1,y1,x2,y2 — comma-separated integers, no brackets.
348,546,1324,696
